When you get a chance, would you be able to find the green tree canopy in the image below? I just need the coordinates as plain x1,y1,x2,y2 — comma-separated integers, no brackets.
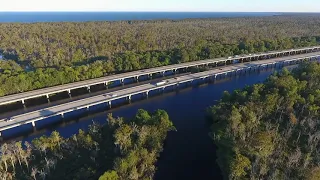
208,62,320,179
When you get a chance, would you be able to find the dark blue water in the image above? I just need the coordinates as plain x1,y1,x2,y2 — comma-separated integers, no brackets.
2,68,279,180
0,12,283,23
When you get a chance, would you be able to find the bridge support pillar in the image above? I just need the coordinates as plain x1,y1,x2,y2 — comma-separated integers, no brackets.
31,121,36,127
108,101,112,109
46,94,50,103
227,72,231,77
212,75,218,83
61,113,64,118
174,69,177,74
21,99,25,106
104,81,109,89
212,74,218,84
127,95,132,103
120,79,124,86
87,86,91,93
161,71,165,77
135,76,139,82
67,89,72,98
145,91,149,98
230,70,237,77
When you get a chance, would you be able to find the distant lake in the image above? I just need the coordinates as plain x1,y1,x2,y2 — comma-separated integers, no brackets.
0,12,284,23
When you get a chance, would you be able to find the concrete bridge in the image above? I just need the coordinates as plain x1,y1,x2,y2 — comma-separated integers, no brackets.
0,52,319,136
0,46,319,107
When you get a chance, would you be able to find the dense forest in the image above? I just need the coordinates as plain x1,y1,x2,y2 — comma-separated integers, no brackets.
207,62,320,179
0,109,175,180
0,15,320,96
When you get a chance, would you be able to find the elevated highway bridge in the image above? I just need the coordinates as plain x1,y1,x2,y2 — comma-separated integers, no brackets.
0,46,319,107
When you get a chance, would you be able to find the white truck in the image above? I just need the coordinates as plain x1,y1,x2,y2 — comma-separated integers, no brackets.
156,81,166,86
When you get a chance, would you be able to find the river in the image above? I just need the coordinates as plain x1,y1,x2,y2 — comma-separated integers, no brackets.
2,66,285,180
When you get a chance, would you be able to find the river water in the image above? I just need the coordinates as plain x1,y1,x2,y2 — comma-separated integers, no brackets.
2,67,284,180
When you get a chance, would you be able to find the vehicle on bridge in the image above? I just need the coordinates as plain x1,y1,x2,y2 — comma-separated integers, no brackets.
5,117,13,122
111,94,118,97
103,93,118,97
156,81,167,86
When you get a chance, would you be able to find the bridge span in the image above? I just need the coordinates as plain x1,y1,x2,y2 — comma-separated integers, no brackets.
0,46,320,107
0,52,319,136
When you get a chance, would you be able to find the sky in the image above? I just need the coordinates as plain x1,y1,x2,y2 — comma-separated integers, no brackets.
0,0,319,12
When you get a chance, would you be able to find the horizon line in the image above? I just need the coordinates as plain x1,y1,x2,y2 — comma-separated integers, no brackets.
0,11,320,13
